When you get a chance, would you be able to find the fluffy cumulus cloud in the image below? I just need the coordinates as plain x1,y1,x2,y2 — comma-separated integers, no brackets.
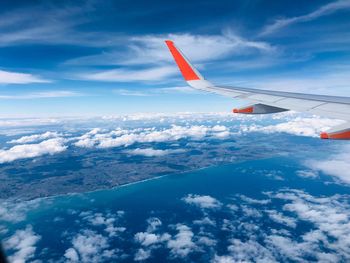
135,232,166,247
240,116,344,138
133,217,171,261
265,210,297,228
4,225,41,263
0,138,67,163
5,186,350,262
136,189,350,261
167,224,197,258
134,248,151,261
9,131,60,144
182,194,222,209
133,215,219,261
73,124,230,149
0,112,335,165
79,210,126,238
267,189,350,261
306,144,350,184
126,148,184,157
214,238,275,262
211,189,350,262
238,194,271,205
0,199,42,223
64,229,116,263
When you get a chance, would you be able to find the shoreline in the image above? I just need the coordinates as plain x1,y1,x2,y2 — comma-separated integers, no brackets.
2,155,277,205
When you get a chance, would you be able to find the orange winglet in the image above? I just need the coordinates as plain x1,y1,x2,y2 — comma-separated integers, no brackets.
320,132,329,139
165,40,200,81
232,106,254,114
320,130,350,140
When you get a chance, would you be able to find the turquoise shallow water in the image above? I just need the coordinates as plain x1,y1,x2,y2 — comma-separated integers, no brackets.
2,155,350,262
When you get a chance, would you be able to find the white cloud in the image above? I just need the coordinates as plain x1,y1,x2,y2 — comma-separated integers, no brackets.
9,131,60,144
133,217,170,260
126,148,184,157
64,248,79,262
241,205,263,218
134,232,170,247
182,194,222,209
240,116,344,138
0,199,42,223
296,170,319,179
212,255,238,263
215,189,350,262
67,32,274,67
135,232,161,247
65,229,116,263
137,219,168,244
227,238,276,262
155,86,200,94
0,70,49,84
134,248,151,261
266,234,313,262
261,0,350,36
80,211,126,237
0,138,67,163
167,224,197,258
197,236,217,247
266,210,297,228
0,91,79,99
238,194,271,205
4,225,41,263
215,238,276,262
211,125,230,139
146,217,162,232
0,117,66,127
306,144,350,184
75,124,227,149
113,86,201,97
77,66,177,83
113,89,151,97
129,32,274,64
269,189,350,260
73,128,111,148
193,216,216,226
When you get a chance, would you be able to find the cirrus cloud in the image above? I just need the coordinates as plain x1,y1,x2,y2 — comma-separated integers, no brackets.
0,70,50,84
261,0,350,36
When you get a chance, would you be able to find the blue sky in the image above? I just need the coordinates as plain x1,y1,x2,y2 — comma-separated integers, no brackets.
0,0,350,117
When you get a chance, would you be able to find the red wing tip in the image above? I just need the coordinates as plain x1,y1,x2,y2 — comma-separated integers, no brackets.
320,132,329,139
165,39,201,81
232,106,254,114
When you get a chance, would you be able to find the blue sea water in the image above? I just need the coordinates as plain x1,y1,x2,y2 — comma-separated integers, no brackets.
2,154,350,262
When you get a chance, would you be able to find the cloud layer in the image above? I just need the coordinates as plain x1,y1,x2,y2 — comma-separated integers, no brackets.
0,138,66,163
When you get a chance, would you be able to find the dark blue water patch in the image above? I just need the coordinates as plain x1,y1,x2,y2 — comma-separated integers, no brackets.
2,156,350,262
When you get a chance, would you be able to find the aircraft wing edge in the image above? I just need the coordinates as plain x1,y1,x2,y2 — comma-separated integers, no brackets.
165,40,350,140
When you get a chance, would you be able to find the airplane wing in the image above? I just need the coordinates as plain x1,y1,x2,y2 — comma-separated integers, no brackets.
165,40,350,140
